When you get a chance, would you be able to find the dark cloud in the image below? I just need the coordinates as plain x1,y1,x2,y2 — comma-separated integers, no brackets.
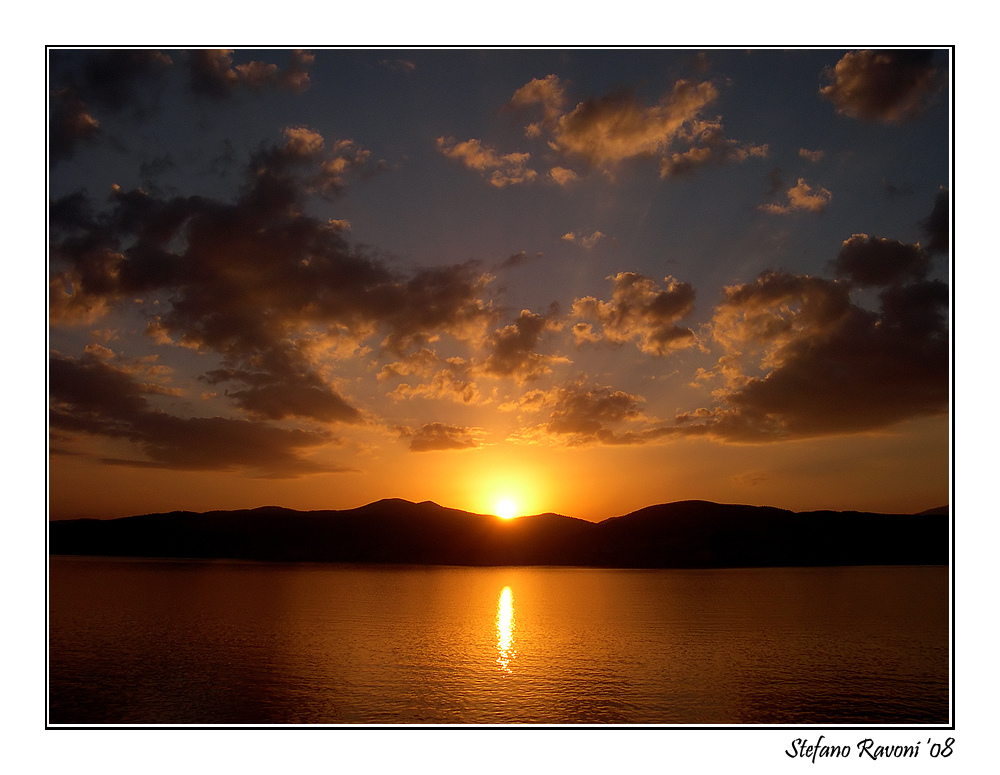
50,353,334,476
498,251,543,270
572,272,697,355
508,379,667,446
50,49,313,164
544,381,640,438
820,50,942,123
831,193,946,286
139,154,176,193
383,306,567,400
49,127,496,425
203,369,362,424
377,264,495,354
676,266,947,442
831,235,930,287
189,49,314,98
49,50,173,163
49,89,100,163
920,189,949,255
205,139,237,178
49,190,96,232
68,50,174,114
189,50,241,96
397,423,481,452
481,307,566,383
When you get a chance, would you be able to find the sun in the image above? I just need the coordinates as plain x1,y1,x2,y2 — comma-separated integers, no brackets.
496,498,518,520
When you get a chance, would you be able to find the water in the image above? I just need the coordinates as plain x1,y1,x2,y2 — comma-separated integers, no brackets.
48,557,950,725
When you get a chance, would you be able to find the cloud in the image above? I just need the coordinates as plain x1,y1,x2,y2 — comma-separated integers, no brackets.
498,251,543,270
377,348,440,382
582,231,606,249
506,378,673,446
548,166,579,186
396,422,482,452
281,125,326,157
572,272,697,355
384,306,567,398
53,49,173,115
240,126,374,197
759,178,832,214
49,49,313,163
549,80,719,169
920,189,949,255
542,381,640,436
481,308,568,383
571,322,602,345
203,368,362,424
517,77,766,179
560,230,607,249
139,154,176,193
820,50,942,123
49,89,101,163
379,58,416,72
83,343,116,360
675,264,948,442
659,121,768,177
390,358,482,405
50,353,335,476
189,49,314,98
49,127,497,427
443,74,764,185
831,235,930,287
436,137,537,187
798,148,824,163
831,194,945,286
508,74,568,126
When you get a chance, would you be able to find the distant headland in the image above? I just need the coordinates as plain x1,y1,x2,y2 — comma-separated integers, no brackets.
48,499,950,569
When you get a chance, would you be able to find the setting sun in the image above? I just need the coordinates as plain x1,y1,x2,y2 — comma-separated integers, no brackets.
496,499,517,520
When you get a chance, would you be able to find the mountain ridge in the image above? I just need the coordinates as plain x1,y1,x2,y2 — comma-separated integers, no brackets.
49,499,949,569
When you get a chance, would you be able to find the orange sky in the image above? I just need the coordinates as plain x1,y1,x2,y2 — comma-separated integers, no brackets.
48,49,951,521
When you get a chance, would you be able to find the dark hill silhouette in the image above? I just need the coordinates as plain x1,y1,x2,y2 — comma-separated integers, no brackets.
917,505,949,516
48,499,949,568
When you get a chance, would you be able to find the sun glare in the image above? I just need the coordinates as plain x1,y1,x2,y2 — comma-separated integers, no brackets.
496,499,517,520
496,586,515,672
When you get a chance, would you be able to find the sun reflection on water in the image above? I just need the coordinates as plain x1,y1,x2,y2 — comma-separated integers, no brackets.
495,586,516,673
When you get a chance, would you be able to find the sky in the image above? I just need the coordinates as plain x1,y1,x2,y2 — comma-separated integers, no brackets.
47,48,951,521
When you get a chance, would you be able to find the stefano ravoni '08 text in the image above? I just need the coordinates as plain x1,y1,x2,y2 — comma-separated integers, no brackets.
786,736,955,761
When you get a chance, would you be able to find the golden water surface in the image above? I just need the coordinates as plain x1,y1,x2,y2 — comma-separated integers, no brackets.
48,558,950,725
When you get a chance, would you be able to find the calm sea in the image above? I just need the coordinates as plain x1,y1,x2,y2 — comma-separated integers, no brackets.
48,557,950,725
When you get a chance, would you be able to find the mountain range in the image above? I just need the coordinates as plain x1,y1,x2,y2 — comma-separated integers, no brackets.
48,499,949,568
